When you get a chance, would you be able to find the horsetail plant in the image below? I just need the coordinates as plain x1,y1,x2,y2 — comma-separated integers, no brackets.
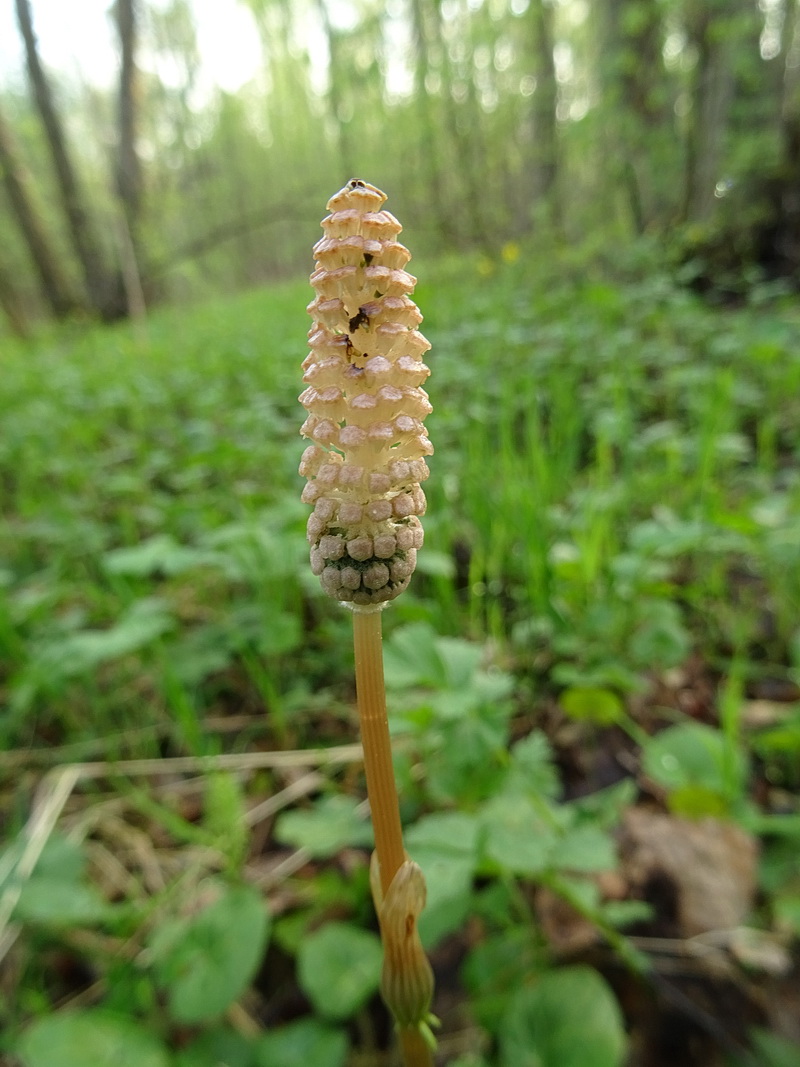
300,179,437,1065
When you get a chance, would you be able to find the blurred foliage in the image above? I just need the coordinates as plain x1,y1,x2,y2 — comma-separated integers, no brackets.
1,0,799,329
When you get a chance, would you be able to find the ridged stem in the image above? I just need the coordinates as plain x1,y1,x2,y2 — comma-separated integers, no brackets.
352,609,434,1067
352,609,405,896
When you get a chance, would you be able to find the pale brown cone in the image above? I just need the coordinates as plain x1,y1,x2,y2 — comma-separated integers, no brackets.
300,180,432,607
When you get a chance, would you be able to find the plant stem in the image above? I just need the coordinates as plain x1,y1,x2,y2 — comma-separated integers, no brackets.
352,608,405,897
352,609,434,1067
400,1027,434,1066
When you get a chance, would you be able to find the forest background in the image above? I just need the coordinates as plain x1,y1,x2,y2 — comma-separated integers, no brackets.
2,2,800,1067
2,0,798,326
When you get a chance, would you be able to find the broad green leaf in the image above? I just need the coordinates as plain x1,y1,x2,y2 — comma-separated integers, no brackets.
383,622,448,688
415,549,455,578
204,773,248,866
735,1029,800,1067
31,599,173,679
503,731,560,800
774,894,800,935
499,966,626,1067
435,636,484,689
14,879,114,926
102,535,217,577
642,722,747,802
569,779,637,829
668,784,729,818
255,1019,348,1067
629,600,690,669
462,926,544,1032
404,811,480,856
554,825,616,873
478,795,556,875
151,883,269,1023
32,833,86,881
274,795,373,857
405,812,480,946
174,1027,254,1067
600,899,654,928
17,1011,169,1067
297,922,382,1020
559,687,624,727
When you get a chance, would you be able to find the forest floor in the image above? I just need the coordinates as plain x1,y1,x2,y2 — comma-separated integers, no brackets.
1,244,800,1067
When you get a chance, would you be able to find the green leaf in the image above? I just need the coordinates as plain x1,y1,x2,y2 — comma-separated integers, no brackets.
14,879,114,926
204,773,248,867
629,600,690,670
642,722,747,803
559,687,624,727
500,966,626,1067
478,795,556,875
33,833,86,881
7,833,115,927
734,1029,800,1067
297,922,382,1020
667,784,729,818
405,811,480,856
16,1011,170,1067
405,813,480,946
435,636,484,689
774,894,800,935
600,899,654,928
554,825,616,873
174,1027,255,1067
462,926,544,1032
274,795,373,857
150,883,270,1023
31,598,173,679
383,622,448,688
504,731,560,800
254,1019,348,1067
102,534,218,577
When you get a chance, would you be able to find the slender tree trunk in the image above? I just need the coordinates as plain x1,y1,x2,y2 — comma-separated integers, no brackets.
682,4,736,222
114,0,146,319
778,0,800,266
313,0,354,175
0,256,32,337
15,0,114,315
0,102,79,319
434,0,489,245
528,0,559,217
115,0,141,227
598,0,671,231
410,0,454,242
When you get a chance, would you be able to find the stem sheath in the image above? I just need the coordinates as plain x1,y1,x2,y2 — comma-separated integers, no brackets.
352,609,434,1067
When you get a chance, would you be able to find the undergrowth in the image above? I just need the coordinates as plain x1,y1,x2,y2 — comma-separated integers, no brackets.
1,245,800,1066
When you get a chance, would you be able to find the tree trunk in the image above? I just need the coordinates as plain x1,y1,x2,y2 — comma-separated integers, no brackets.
0,102,79,319
0,256,32,337
313,0,355,176
433,0,489,245
598,0,673,231
114,0,146,319
778,0,800,266
527,0,559,219
682,4,736,222
15,0,116,316
409,0,454,242
115,0,141,227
